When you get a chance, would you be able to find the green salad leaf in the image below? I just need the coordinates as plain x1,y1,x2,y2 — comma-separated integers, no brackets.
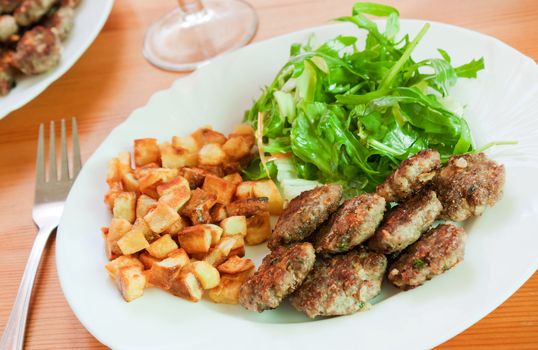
243,2,484,195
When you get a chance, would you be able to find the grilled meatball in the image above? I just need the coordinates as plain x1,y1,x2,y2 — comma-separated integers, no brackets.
0,0,21,13
14,0,56,26
368,190,442,254
314,193,386,254
239,242,315,312
376,149,441,203
44,6,74,41
290,249,387,318
13,26,60,75
267,184,342,249
434,153,505,221
61,0,79,7
0,52,15,95
0,15,17,41
388,223,466,290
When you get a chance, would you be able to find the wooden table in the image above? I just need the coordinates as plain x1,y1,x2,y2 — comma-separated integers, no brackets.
0,0,536,348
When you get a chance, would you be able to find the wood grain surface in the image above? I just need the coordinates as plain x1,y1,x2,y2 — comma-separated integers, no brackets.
0,0,537,348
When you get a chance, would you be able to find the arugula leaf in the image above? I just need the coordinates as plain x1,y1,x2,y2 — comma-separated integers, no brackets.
455,57,485,78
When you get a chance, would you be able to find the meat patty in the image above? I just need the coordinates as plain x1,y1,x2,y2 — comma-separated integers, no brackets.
434,153,505,221
388,223,466,290
368,190,442,254
267,184,342,249
14,0,56,26
313,193,386,254
13,26,60,75
239,242,315,312
376,149,441,203
44,6,74,41
289,249,387,318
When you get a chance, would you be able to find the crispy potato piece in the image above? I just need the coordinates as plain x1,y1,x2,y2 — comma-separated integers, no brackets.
169,269,203,302
156,176,190,196
227,197,269,217
177,225,212,254
184,261,220,289
121,172,139,193
246,211,271,245
180,188,217,224
229,246,246,258
113,192,137,223
198,164,225,177
198,143,227,166
210,203,228,223
117,225,150,255
117,265,146,302
222,135,254,161
136,194,157,219
191,127,227,146
146,234,178,259
159,142,194,169
117,152,132,175
253,179,284,215
232,123,255,136
204,235,239,266
158,187,191,212
223,173,243,186
148,248,189,290
220,215,247,237
105,218,132,259
203,224,223,247
235,181,255,200
138,168,179,198
172,135,199,153
131,217,159,243
138,252,162,270
133,162,159,180
207,270,252,304
144,202,180,234
106,158,121,186
217,256,255,274
104,184,123,210
180,167,210,189
134,138,161,167
105,255,144,278
143,270,154,288
202,174,236,205
163,216,189,236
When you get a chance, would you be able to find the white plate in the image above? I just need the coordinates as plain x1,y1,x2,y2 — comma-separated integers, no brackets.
0,0,114,119
56,20,538,350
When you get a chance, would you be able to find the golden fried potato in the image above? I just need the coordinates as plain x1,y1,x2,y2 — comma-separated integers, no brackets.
222,173,243,186
210,203,228,223
121,172,139,193
227,198,269,217
131,217,159,243
207,270,252,304
184,261,220,289
222,135,252,161
117,265,146,302
105,255,143,278
144,202,180,234
113,192,137,224
232,123,255,136
204,235,240,266
148,248,189,290
217,256,255,275
253,179,283,215
246,211,271,245
202,174,236,205
105,218,132,259
198,143,227,166
180,188,217,225
136,194,157,219
156,176,190,197
191,127,227,146
169,270,203,302
235,181,255,200
177,225,212,254
138,252,161,270
163,216,189,236
117,225,150,255
146,234,178,259
220,215,247,237
134,138,161,167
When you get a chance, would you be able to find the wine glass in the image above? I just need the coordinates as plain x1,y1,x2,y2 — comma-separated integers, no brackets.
143,0,258,71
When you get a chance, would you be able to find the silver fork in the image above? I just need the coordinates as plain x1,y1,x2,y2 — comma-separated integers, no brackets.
0,118,81,350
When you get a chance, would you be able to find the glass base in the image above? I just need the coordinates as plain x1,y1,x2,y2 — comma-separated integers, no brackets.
143,0,258,71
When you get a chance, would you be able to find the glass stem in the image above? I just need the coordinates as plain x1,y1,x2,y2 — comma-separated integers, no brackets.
178,0,205,15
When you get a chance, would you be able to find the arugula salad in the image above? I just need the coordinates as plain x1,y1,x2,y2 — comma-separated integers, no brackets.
243,2,486,197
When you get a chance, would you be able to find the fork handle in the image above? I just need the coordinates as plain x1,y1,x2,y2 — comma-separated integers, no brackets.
0,225,55,350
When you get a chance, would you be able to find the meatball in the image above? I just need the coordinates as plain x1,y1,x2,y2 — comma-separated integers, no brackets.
0,0,21,13
0,15,17,41
44,6,74,41
267,184,342,249
289,249,387,318
434,153,505,221
388,223,466,290
376,149,441,203
0,52,15,96
313,193,386,254
61,0,80,7
239,242,315,312
368,190,442,254
13,26,60,75
14,0,56,26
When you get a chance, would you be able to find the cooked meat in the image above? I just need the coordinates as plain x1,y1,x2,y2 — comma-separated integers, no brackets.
268,184,343,249
0,0,21,13
388,223,466,290
434,153,505,221
314,193,386,254
12,26,60,75
368,190,442,254
239,242,315,312
0,52,15,96
61,0,79,7
0,15,17,41
14,0,56,26
289,249,387,318
44,6,74,41
376,149,441,203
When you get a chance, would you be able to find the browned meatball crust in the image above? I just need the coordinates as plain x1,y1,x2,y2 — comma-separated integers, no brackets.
314,193,386,254
239,242,315,312
0,52,15,95
368,190,442,254
13,26,60,75
268,184,343,249
434,153,505,221
0,0,21,13
44,5,74,41
290,249,387,318
388,223,466,290
376,149,441,203
14,0,56,26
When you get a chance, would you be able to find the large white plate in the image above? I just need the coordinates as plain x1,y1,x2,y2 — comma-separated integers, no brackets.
56,20,538,350
0,0,114,119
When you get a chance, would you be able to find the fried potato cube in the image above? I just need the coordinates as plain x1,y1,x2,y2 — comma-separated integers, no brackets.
134,138,161,167
246,211,271,245
223,173,243,186
106,158,121,186
230,246,246,258
222,135,253,161
163,216,189,236
146,234,178,259
105,255,143,278
186,261,220,289
217,256,255,275
136,194,157,219
180,167,210,189
156,176,190,196
220,215,247,237
105,218,132,259
177,225,212,254
198,143,227,166
204,235,239,266
180,188,217,224
169,270,203,302
227,197,269,217
121,172,140,193
117,152,132,175
203,224,223,246
207,271,252,304
138,168,179,198
131,217,159,243
202,174,236,205
253,179,284,215
113,192,137,224
210,203,228,223
117,225,150,255
233,123,255,136
148,248,189,290
133,162,159,180
104,186,123,211
235,181,255,200
158,187,191,212
172,135,199,153
144,202,180,234
138,251,161,270
160,142,197,169
191,127,227,146
117,265,146,302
